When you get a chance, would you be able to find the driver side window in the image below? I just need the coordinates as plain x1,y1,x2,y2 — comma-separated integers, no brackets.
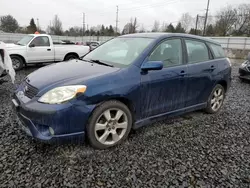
30,36,50,47
149,39,182,68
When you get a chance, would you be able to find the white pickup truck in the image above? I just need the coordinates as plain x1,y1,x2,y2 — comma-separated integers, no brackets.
6,34,90,70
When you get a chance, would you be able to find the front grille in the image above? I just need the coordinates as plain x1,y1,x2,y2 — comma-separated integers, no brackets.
24,82,39,99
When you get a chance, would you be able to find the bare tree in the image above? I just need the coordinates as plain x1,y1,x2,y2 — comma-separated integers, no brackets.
139,24,146,33
50,15,63,35
214,5,237,36
130,17,139,33
233,4,250,35
161,22,168,32
151,20,160,32
179,13,194,32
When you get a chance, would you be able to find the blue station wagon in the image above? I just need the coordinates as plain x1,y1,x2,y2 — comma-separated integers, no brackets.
12,33,232,149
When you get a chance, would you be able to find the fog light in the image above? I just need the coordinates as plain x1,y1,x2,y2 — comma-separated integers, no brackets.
49,127,55,135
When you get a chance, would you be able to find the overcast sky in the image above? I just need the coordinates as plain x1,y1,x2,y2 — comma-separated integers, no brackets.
0,0,249,31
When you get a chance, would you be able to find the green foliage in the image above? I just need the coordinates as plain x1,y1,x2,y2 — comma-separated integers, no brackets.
0,15,19,33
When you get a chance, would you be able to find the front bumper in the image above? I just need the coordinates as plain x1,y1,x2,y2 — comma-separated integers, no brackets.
12,93,95,143
239,66,250,81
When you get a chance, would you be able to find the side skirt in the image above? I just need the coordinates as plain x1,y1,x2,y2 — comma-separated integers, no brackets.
133,103,207,129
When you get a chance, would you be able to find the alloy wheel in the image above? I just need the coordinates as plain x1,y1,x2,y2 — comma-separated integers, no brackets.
211,88,224,111
94,108,128,145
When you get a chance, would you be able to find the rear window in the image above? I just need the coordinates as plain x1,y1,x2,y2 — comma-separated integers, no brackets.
208,43,225,58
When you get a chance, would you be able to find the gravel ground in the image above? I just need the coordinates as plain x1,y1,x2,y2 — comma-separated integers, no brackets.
0,60,250,188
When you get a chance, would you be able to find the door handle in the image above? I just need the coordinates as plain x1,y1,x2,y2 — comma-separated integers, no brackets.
47,49,51,51
179,70,187,76
210,65,216,70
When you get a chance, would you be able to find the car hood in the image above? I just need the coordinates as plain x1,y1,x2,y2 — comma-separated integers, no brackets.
5,43,24,50
26,60,120,90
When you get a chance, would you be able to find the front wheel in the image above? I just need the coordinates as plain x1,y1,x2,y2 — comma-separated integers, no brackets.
205,84,225,114
64,54,78,61
11,55,24,71
86,100,132,149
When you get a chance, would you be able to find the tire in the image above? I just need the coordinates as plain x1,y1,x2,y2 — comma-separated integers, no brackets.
204,84,225,114
11,55,24,71
86,100,132,149
64,54,78,61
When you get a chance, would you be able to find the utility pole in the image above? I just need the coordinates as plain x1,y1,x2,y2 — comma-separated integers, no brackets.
195,14,199,35
82,13,85,42
116,5,119,35
36,18,40,31
203,0,210,36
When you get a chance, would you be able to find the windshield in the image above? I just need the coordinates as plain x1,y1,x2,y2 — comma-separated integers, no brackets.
17,35,34,46
82,37,154,68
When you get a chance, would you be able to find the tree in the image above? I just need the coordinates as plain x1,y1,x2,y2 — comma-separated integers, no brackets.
122,17,139,34
152,20,160,32
50,15,63,35
0,15,19,33
108,25,114,36
161,22,168,32
206,24,215,36
175,22,186,33
165,23,175,33
213,6,237,36
232,4,250,36
139,24,145,33
179,13,194,32
27,18,37,34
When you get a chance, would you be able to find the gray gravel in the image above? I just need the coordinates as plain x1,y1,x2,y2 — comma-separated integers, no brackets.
0,60,250,187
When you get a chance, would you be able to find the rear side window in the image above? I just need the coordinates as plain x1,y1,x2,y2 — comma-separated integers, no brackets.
185,39,210,64
208,43,225,58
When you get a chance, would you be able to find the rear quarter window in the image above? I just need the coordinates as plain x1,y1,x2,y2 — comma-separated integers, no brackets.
208,43,225,58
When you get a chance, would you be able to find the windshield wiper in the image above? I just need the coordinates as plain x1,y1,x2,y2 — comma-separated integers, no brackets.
16,42,23,46
90,59,114,67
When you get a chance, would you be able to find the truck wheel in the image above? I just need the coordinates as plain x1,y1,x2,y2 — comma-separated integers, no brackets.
64,54,78,61
11,55,24,71
86,100,132,149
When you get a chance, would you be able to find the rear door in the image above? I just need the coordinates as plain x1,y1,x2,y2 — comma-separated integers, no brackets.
140,38,188,118
27,36,54,63
184,38,216,106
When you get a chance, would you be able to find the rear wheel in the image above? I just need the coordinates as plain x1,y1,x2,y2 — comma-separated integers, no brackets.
64,54,78,61
205,84,225,114
11,55,24,71
86,100,132,149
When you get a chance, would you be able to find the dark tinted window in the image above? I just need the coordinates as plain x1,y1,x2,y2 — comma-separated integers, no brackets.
149,39,182,67
185,39,209,63
30,36,50,47
208,43,225,58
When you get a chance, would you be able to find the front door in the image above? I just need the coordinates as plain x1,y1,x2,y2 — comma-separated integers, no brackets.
140,38,188,118
27,36,54,63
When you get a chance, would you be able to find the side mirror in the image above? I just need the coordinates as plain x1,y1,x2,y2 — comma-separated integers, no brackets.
141,61,163,71
29,44,35,48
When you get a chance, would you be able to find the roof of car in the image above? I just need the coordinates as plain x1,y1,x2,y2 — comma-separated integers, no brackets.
120,32,221,45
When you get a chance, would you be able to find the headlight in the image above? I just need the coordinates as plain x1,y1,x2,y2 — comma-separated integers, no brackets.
241,61,249,68
38,85,87,104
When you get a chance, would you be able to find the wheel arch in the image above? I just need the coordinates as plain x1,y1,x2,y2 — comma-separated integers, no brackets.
64,52,79,60
93,97,136,123
10,54,26,65
216,80,227,92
